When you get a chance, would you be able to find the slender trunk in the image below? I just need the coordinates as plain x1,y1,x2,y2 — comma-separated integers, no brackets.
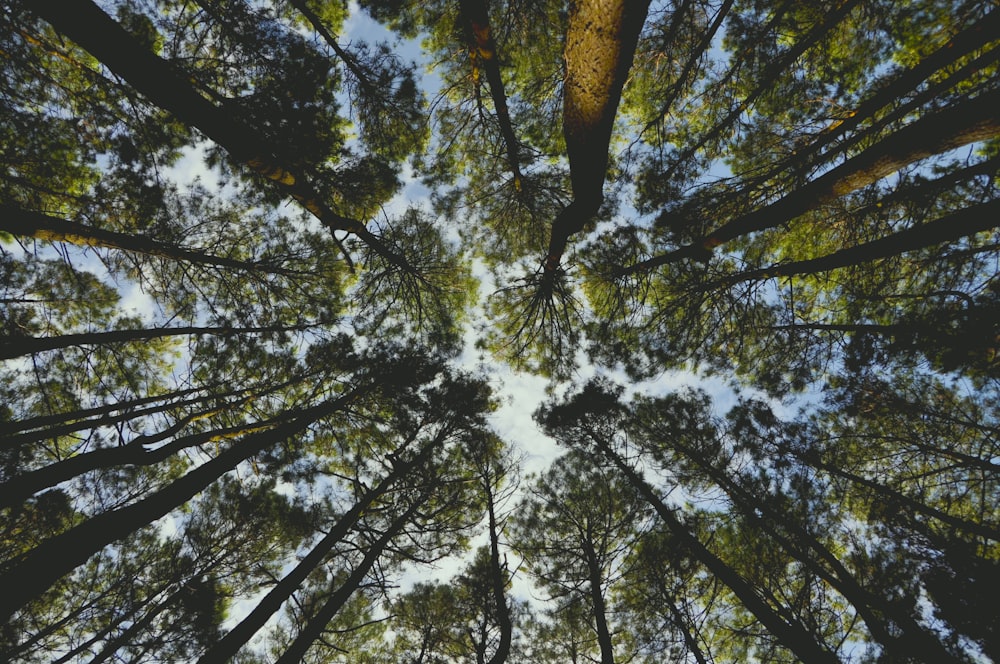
581,540,615,664
0,410,295,507
735,11,1000,195
592,438,840,663
623,87,1000,275
792,448,1000,541
485,484,513,664
6,369,312,447
659,0,861,184
84,586,183,664
641,0,734,138
0,205,304,276
1,322,310,360
457,0,522,187
663,596,711,664
272,500,425,664
30,0,414,273
0,388,365,622
196,432,440,663
674,443,960,662
2,384,212,438
705,198,1000,289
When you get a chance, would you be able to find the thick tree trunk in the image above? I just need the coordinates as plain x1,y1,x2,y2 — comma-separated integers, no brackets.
0,205,303,276
0,412,293,507
543,0,651,274
0,388,365,622
623,87,1000,275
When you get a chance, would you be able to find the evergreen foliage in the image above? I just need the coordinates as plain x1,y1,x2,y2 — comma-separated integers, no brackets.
1,0,997,661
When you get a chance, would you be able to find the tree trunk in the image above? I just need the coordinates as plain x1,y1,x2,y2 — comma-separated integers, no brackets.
792,447,1000,541
272,499,425,664
581,540,615,664
658,0,861,184
30,0,414,273
705,198,1000,289
485,483,513,664
543,0,651,274
2,383,212,438
457,0,523,187
196,432,441,663
1,322,310,360
0,205,304,276
0,388,365,622
0,411,296,507
592,438,841,663
673,442,961,662
624,87,1000,275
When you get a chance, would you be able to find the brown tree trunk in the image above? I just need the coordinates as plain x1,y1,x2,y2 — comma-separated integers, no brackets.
544,0,652,275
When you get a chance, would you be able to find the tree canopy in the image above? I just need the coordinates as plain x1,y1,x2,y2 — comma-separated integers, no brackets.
1,0,998,661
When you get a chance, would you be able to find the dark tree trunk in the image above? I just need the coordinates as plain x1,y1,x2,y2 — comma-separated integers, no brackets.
593,438,841,663
705,198,1000,289
581,540,615,664
0,205,304,276
0,389,365,621
624,87,1000,275
196,432,441,663
272,499,425,664
1,323,310,360
31,0,414,273
457,0,523,186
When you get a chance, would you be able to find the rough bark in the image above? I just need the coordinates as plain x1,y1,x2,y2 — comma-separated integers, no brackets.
543,0,652,274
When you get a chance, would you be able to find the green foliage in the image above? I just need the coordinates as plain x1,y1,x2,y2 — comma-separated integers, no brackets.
3,0,999,661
